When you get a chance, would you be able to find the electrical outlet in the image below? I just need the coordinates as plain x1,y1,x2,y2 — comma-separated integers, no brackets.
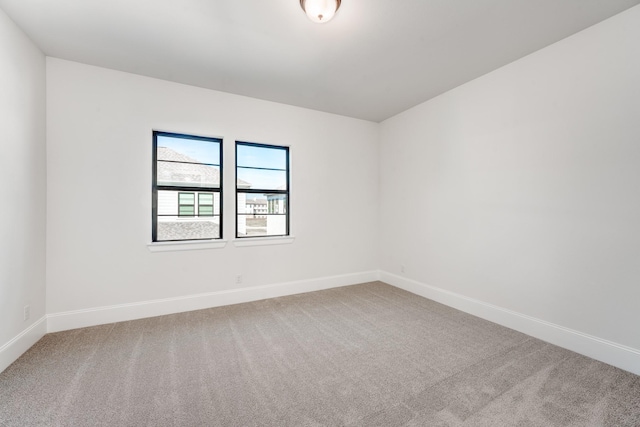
236,274,243,284
401,265,405,274
23,305,30,321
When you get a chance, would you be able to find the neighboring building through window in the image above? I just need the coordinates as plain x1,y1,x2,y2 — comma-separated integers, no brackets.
236,142,289,238
246,197,268,218
152,131,222,241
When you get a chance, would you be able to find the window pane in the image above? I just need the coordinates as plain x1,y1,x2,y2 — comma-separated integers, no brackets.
237,168,286,190
179,206,194,216
237,192,287,237
199,193,214,205
179,193,195,204
237,215,287,237
157,135,220,165
237,144,287,170
199,205,213,216
156,217,220,241
158,162,220,188
158,190,220,216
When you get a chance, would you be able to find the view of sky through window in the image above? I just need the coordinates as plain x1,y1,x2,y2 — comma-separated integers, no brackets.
237,144,286,170
237,144,287,190
157,135,220,165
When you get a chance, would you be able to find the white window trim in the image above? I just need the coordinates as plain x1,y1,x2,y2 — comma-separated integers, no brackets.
147,240,227,252
233,235,295,247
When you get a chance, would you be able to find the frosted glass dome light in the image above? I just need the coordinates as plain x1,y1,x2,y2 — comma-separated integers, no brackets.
300,0,341,24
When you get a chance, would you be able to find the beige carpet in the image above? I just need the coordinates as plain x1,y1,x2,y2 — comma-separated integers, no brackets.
1,282,638,426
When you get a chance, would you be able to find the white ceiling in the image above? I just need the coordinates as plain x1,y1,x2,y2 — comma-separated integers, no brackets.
1,0,638,122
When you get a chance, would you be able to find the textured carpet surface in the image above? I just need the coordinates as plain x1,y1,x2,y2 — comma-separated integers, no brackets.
1,282,639,426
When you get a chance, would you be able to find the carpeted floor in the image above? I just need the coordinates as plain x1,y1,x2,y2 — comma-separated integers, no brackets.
1,281,639,426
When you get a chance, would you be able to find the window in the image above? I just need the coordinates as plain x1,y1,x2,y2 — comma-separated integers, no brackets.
153,131,222,241
236,142,289,238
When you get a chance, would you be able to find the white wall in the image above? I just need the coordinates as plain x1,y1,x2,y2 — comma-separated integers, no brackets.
46,58,379,322
0,7,47,371
380,4,640,359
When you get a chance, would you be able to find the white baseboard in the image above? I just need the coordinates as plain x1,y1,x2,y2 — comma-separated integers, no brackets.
0,316,47,374
47,270,381,333
380,271,640,376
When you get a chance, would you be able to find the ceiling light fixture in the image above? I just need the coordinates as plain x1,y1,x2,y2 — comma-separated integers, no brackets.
300,0,341,24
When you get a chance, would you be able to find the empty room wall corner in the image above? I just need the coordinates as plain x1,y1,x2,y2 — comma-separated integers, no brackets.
0,7,47,373
0,317,47,374
377,6,640,377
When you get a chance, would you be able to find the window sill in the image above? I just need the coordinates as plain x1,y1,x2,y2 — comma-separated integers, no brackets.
147,240,227,252
233,235,296,247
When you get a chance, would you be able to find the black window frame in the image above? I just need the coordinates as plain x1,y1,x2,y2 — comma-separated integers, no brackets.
235,141,290,238
152,131,223,242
